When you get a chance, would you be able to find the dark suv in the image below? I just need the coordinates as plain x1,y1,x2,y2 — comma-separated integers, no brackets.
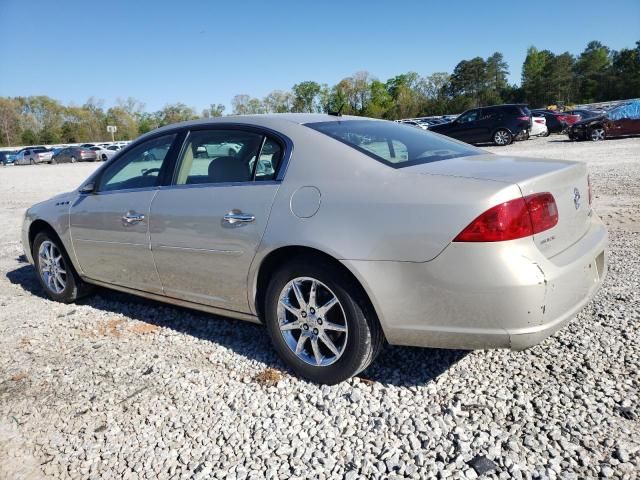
429,104,532,146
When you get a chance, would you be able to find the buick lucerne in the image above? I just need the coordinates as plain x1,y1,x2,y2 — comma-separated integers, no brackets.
23,114,608,384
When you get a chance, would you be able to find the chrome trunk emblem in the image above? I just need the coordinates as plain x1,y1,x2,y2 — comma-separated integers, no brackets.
573,188,581,210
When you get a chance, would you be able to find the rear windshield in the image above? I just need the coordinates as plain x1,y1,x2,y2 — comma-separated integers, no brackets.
306,120,481,168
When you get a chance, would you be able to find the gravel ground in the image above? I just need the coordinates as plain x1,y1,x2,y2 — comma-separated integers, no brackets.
1,135,639,479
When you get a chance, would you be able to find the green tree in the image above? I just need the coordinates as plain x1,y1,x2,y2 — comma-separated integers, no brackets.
609,42,640,100
521,47,555,107
291,81,322,113
0,97,22,146
574,41,611,102
448,58,487,106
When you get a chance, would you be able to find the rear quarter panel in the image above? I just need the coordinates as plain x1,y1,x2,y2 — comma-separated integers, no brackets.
254,123,522,264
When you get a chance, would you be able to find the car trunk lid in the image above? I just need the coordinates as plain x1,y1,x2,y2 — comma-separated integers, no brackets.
405,154,592,258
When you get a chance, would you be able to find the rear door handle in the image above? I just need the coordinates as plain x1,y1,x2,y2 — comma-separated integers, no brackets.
223,211,255,224
122,211,145,225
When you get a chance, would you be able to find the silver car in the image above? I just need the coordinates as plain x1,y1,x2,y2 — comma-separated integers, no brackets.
22,114,608,384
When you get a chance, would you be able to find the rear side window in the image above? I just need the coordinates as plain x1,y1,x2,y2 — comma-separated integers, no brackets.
174,130,283,185
306,120,480,168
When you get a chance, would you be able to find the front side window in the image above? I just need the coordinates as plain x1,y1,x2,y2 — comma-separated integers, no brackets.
175,130,283,185
98,134,177,192
457,110,479,123
306,120,480,168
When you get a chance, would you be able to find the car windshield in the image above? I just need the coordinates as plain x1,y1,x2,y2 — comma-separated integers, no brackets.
306,119,481,168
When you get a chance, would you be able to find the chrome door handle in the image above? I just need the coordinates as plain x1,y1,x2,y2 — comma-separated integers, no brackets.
223,211,255,224
122,212,145,224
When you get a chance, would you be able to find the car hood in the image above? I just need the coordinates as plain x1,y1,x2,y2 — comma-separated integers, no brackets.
403,153,576,185
572,115,606,127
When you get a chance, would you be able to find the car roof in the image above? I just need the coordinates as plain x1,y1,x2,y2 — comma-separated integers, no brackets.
135,113,380,142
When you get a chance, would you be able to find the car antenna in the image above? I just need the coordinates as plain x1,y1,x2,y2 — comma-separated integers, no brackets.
328,103,344,117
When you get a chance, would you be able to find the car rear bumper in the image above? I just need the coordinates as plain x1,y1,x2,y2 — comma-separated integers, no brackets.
342,214,608,350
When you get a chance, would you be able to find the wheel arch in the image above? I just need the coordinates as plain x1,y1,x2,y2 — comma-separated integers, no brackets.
28,219,61,252
253,245,384,338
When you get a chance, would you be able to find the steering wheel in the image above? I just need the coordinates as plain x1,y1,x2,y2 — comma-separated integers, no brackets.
142,168,161,176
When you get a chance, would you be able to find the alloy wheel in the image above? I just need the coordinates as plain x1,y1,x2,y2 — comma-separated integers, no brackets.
38,240,67,294
277,277,348,367
494,130,510,145
590,128,605,141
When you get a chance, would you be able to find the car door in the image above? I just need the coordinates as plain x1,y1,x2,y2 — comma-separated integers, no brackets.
69,132,180,293
476,107,501,142
149,127,287,312
446,109,481,143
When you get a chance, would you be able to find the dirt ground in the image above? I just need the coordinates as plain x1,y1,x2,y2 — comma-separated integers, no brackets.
0,135,638,479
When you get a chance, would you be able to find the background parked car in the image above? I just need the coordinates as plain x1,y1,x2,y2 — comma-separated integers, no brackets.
51,146,98,163
531,109,567,133
0,151,17,165
89,146,119,161
428,104,532,146
14,147,53,165
530,114,549,137
564,109,602,121
567,100,640,141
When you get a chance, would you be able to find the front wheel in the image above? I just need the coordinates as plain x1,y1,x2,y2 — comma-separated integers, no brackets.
264,259,384,384
590,127,605,141
493,129,512,146
71,156,77,163
32,232,92,303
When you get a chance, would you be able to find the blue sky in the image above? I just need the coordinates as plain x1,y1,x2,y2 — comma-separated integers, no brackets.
1,0,638,112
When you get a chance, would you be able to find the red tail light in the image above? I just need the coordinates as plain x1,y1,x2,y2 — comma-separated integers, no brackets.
587,175,592,205
534,119,544,124
517,116,530,121
454,193,558,242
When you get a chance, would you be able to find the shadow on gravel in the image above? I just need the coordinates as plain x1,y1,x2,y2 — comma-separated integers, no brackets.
6,264,467,387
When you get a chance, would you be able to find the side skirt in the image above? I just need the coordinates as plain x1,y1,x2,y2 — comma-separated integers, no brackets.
82,277,262,325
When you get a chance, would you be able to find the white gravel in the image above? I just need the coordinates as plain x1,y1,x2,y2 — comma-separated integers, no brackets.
1,136,639,479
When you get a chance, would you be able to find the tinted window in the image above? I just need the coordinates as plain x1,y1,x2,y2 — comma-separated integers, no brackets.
306,120,480,168
98,134,176,192
457,110,479,123
175,129,266,185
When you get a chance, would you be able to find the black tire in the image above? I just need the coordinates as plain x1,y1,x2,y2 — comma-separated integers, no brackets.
30,159,35,165
71,156,77,163
32,231,93,303
102,154,107,161
50,157,57,165
264,258,384,384
493,128,512,146
542,129,550,137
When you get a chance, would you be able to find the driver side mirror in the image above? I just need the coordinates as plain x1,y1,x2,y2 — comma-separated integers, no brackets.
79,182,95,194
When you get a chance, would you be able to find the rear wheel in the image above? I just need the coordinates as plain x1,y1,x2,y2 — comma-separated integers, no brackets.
102,154,107,161
71,156,77,163
50,157,57,165
32,232,93,303
493,129,512,146
590,127,605,141
30,159,35,165
265,259,383,384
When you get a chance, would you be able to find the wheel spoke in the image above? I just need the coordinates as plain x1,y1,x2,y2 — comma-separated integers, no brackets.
317,296,338,316
323,321,347,333
311,337,323,365
54,271,65,286
291,280,307,309
295,333,308,354
319,332,339,356
280,321,301,331
308,280,317,308
279,299,300,318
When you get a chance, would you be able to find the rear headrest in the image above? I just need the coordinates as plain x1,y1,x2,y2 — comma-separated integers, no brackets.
207,156,250,183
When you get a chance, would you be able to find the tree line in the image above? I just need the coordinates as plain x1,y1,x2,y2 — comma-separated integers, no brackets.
0,39,638,147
